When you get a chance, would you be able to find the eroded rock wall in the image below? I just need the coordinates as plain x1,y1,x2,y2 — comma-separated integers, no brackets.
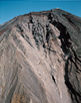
0,9,81,103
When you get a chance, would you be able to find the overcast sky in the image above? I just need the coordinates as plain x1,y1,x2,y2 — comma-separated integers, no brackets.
0,0,81,24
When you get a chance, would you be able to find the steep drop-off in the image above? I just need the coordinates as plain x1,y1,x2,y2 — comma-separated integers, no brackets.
0,9,81,103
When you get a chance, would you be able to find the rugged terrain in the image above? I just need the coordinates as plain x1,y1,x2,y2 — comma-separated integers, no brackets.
0,9,81,103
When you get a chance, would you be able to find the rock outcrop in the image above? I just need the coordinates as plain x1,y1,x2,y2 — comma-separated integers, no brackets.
0,9,81,103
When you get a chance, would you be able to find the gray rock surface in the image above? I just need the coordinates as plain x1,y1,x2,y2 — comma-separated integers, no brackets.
0,9,81,103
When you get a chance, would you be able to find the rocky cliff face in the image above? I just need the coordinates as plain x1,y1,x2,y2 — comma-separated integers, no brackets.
0,9,81,103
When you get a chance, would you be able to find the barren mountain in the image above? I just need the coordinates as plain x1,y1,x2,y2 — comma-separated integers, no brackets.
0,9,81,103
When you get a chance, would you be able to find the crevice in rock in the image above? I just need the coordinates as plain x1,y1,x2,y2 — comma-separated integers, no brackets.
46,25,50,43
29,15,33,24
50,21,71,54
51,75,56,84
47,47,56,54
16,24,24,33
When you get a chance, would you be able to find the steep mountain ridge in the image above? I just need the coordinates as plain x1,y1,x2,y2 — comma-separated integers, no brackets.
0,9,81,103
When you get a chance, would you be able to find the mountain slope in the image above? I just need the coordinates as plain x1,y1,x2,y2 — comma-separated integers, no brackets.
0,9,81,103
